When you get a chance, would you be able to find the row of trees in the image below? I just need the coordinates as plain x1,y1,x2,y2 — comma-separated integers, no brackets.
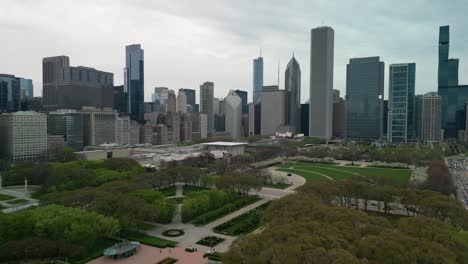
223,193,468,264
301,179,468,229
0,205,119,262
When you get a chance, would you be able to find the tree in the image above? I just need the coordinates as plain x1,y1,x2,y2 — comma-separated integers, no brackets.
423,160,456,196
56,147,77,163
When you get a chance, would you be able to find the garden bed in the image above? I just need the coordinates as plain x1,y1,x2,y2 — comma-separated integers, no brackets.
123,231,176,248
195,236,225,247
0,194,15,201
214,201,271,236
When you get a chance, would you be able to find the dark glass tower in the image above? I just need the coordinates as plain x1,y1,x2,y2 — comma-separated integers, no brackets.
234,89,248,113
437,25,468,138
180,88,196,112
125,44,144,122
285,56,301,133
345,57,384,141
253,57,263,105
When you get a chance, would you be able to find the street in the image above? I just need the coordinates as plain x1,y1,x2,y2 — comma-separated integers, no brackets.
447,157,468,209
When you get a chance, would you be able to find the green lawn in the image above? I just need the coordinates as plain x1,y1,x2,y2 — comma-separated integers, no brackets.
0,194,15,201
279,163,412,185
158,186,177,197
124,231,176,248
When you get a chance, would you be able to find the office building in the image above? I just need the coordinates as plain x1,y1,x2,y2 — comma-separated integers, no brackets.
48,110,84,151
47,135,66,159
116,115,130,145
383,100,388,137
422,92,441,143
253,57,264,104
261,86,285,135
113,85,128,114
309,26,334,140
224,90,242,138
177,89,188,113
414,95,424,140
42,56,114,110
21,97,44,112
254,103,261,135
140,123,154,144
438,25,468,138
167,90,176,114
333,89,340,103
129,120,141,145
0,74,21,112
300,103,309,136
166,111,180,143
0,111,47,161
153,87,169,113
200,82,214,131
19,78,33,99
285,56,301,133
124,44,144,122
80,107,117,146
388,63,416,143
180,88,196,112
333,99,346,139
345,57,384,141
180,113,193,142
248,103,255,136
154,124,168,145
234,90,248,113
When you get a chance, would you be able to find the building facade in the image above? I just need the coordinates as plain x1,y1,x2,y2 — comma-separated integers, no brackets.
177,89,188,113
388,63,416,143
0,111,47,161
167,90,177,114
19,78,33,99
345,57,384,141
42,56,114,110
179,88,196,112
0,74,21,112
285,56,301,133
422,92,441,144
234,90,248,114
333,99,346,139
309,26,334,140
48,110,84,151
224,90,242,138
200,82,214,132
253,57,264,105
124,44,144,122
80,108,117,147
261,86,285,135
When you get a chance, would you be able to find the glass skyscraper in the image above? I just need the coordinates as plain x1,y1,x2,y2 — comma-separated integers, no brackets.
388,63,416,143
180,88,196,112
437,25,468,139
345,57,384,141
200,82,214,131
285,56,301,133
125,44,144,122
0,74,21,113
253,57,263,105
48,110,84,151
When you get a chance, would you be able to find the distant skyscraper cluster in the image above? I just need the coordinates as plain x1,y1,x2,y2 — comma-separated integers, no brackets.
1,24,467,161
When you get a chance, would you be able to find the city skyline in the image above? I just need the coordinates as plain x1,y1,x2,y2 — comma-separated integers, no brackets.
2,1,468,103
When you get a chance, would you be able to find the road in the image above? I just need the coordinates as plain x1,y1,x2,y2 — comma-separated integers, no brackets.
447,157,468,209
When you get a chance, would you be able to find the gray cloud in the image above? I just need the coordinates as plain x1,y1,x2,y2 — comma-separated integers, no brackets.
1,0,467,103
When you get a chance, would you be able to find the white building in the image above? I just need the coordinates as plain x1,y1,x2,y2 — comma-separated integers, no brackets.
177,90,187,113
224,90,242,138
116,115,130,145
309,26,334,140
80,107,117,147
0,111,48,161
422,92,441,144
201,142,247,156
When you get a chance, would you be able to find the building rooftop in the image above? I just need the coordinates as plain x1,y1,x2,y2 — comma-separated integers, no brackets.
201,142,247,146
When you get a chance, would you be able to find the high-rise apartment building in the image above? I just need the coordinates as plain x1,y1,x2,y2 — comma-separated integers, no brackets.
309,26,334,140
200,82,214,131
285,56,301,133
253,57,264,104
224,90,242,138
0,74,21,112
0,111,47,161
422,92,441,144
116,115,130,145
42,56,114,110
113,85,128,115
414,95,424,140
388,63,416,143
437,25,468,139
48,110,84,151
124,44,144,122
345,57,384,141
333,99,346,139
180,113,193,142
261,86,285,135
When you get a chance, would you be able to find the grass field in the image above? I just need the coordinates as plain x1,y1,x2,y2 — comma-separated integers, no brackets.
0,194,15,201
278,162,412,185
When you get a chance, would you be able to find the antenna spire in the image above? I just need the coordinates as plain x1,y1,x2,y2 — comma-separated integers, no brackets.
277,59,280,87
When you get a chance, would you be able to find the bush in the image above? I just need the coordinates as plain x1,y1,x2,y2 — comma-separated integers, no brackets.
191,196,260,225
196,236,225,247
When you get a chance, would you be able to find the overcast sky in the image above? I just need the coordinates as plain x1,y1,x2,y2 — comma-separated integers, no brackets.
1,0,467,103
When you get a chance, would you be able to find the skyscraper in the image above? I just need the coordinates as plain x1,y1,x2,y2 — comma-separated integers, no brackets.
177,90,187,113
437,25,468,139
422,92,441,144
153,87,169,113
345,57,384,141
253,57,264,104
0,74,21,112
19,78,33,99
285,56,301,133
234,89,248,113
309,26,334,140
42,56,114,110
124,44,144,122
113,85,128,115
414,95,424,140
180,88,196,112
224,90,242,138
200,82,214,131
261,86,285,135
48,110,84,151
167,89,176,113
388,63,416,143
